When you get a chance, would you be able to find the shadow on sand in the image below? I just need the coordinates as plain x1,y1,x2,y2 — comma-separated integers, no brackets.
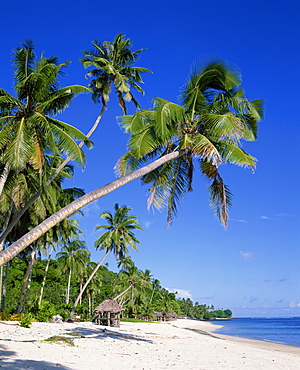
64,324,153,343
0,344,73,369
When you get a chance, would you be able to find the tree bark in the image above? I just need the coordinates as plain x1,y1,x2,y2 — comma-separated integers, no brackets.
69,251,109,320
0,151,180,266
0,202,13,309
66,268,72,305
38,245,53,306
24,247,36,309
0,164,10,197
1,261,9,312
114,284,133,301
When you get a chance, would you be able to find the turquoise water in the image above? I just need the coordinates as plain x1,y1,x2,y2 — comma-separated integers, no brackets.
210,317,300,347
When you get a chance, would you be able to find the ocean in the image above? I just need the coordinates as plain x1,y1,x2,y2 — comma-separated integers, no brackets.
210,317,300,347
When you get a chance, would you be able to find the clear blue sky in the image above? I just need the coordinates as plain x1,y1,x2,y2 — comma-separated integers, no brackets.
1,0,299,317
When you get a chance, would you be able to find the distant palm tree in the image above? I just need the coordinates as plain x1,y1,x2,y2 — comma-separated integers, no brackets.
0,60,263,264
68,203,142,319
81,33,152,115
57,240,90,304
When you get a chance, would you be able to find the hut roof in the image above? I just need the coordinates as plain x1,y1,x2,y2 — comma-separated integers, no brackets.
94,299,124,314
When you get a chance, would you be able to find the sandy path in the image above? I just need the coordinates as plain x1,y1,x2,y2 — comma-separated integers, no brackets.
0,319,299,369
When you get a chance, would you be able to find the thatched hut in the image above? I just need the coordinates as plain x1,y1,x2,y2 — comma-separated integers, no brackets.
165,312,178,321
153,312,163,322
94,299,124,327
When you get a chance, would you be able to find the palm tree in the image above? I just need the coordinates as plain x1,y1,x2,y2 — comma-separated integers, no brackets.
114,261,151,317
0,40,91,249
0,60,263,265
81,33,152,115
69,203,142,319
56,240,90,304
0,34,151,249
0,41,91,191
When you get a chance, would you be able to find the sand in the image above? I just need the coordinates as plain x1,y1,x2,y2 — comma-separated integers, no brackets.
0,318,299,369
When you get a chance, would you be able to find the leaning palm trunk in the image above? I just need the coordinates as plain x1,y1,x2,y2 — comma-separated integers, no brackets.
0,106,106,246
0,151,180,266
69,251,109,320
0,164,10,198
114,284,133,301
38,245,53,306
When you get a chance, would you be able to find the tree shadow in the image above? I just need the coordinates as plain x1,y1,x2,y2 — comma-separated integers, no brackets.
65,325,153,343
0,344,73,369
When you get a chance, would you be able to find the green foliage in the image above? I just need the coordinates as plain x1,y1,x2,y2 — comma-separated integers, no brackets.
36,301,56,322
20,313,32,328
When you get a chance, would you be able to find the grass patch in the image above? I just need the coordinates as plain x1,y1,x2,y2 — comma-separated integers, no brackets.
43,336,75,346
120,318,156,323
64,331,85,338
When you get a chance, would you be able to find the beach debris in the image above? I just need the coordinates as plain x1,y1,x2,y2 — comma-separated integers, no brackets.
50,315,63,323
0,321,19,326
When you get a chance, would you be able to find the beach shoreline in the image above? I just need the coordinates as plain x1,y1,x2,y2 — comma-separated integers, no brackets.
0,318,299,369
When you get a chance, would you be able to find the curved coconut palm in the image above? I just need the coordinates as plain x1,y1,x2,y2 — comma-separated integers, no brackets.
0,60,263,265
68,203,142,319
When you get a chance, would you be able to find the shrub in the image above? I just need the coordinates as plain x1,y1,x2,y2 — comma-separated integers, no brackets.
36,301,56,322
20,314,32,328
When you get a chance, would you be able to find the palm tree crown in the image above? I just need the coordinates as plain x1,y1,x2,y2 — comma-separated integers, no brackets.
0,40,92,173
94,203,142,258
117,60,263,227
81,33,152,114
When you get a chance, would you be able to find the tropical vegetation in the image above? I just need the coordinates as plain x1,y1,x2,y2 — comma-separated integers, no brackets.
0,251,232,322
0,35,262,321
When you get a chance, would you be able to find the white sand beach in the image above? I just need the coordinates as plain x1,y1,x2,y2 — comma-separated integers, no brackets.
0,318,299,369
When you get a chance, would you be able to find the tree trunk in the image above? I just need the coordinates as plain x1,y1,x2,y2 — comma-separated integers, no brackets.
1,262,9,312
66,268,72,304
0,202,14,309
0,164,10,197
24,247,36,309
0,151,180,266
38,245,53,306
114,284,133,301
0,106,106,246
15,253,33,314
69,251,109,320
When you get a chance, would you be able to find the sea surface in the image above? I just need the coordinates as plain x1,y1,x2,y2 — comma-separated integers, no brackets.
210,317,300,347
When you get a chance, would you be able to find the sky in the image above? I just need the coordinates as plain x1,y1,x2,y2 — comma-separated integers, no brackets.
1,0,299,317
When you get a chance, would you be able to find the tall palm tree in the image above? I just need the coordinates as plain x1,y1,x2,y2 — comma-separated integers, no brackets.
0,40,91,191
0,60,263,265
69,203,142,319
0,40,92,249
0,34,151,248
56,240,90,304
